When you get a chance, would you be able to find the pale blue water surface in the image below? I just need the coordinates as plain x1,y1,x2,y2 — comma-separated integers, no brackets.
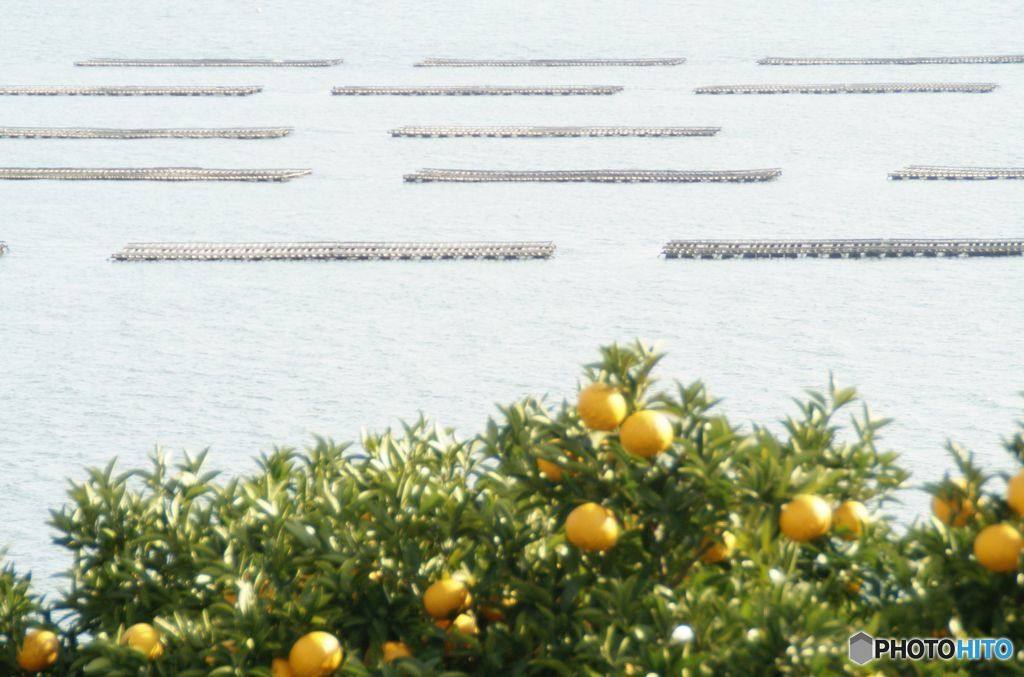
1,0,1023,592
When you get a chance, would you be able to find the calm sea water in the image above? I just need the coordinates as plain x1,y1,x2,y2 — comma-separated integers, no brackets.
1,0,1023,592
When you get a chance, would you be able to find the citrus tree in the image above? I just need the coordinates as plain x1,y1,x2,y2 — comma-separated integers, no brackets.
2,341,1023,675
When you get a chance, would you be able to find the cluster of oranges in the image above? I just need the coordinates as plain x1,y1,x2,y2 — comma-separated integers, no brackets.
556,383,676,553
931,473,1024,573
16,622,164,674
778,494,870,543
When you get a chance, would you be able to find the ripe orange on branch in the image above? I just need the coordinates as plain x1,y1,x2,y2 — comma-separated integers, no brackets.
566,502,621,552
931,478,974,527
779,495,832,542
833,501,869,540
619,410,674,458
423,578,472,618
974,524,1023,573
122,623,163,660
16,629,59,673
577,383,627,430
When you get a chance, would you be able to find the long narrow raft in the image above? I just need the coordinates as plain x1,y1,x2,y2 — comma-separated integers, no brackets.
76,58,343,67
889,166,1024,180
414,57,685,67
694,82,996,94
0,85,262,96
0,168,311,181
111,241,555,261
759,55,1024,66
405,169,781,183
0,127,292,139
390,126,720,138
663,239,1024,259
332,85,622,96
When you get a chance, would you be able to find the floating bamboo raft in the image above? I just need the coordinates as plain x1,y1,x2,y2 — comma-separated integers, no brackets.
404,168,781,183
759,55,1024,66
111,241,555,261
389,126,721,138
76,58,343,67
332,85,622,96
414,57,685,67
0,167,310,181
0,85,262,96
663,239,1024,259
0,127,292,139
694,82,996,94
889,166,1024,180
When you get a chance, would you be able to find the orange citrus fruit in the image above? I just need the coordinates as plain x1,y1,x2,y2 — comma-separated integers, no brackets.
565,502,621,552
288,631,342,677
779,495,831,542
619,410,674,458
272,658,296,677
1007,470,1024,515
932,478,974,527
577,383,627,430
122,623,163,659
832,501,869,540
974,523,1023,572
16,629,59,673
537,458,564,481
381,641,412,663
699,531,736,563
423,579,471,619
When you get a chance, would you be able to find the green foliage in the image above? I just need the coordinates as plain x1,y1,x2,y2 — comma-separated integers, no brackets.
1,341,1023,675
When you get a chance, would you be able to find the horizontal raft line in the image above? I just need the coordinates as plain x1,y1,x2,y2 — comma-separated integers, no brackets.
889,166,1024,180
695,82,997,94
0,127,292,139
332,85,622,96
759,55,1024,65
663,239,1024,259
75,58,343,67
404,169,781,183
112,241,556,261
414,57,685,67
390,126,721,137
0,85,262,96
0,168,310,181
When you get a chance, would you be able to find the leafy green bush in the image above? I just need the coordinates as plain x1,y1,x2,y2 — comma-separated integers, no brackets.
1,341,1023,675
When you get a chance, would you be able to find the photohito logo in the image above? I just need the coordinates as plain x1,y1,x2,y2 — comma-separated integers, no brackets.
848,631,1014,664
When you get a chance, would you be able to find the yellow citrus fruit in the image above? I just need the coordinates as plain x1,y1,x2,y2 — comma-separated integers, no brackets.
565,502,621,552
122,623,164,659
381,641,412,663
932,478,974,527
272,658,297,677
288,631,342,677
423,579,471,619
832,501,869,540
1007,470,1024,515
779,495,832,542
16,629,59,673
536,458,564,481
699,531,736,563
974,524,1023,573
577,383,627,431
451,613,479,636
619,410,674,458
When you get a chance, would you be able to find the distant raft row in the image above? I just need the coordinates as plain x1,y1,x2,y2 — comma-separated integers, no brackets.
0,85,262,96
694,82,997,95
759,55,1024,66
889,166,1024,180
331,85,622,96
389,126,721,138
662,239,1024,259
404,168,781,183
75,58,343,67
414,57,686,67
0,127,292,139
0,168,310,181
111,241,556,261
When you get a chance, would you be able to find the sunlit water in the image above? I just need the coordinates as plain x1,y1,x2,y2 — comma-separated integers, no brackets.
1,0,1023,594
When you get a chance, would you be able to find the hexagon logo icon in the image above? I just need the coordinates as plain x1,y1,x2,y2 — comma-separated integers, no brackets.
848,631,875,665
